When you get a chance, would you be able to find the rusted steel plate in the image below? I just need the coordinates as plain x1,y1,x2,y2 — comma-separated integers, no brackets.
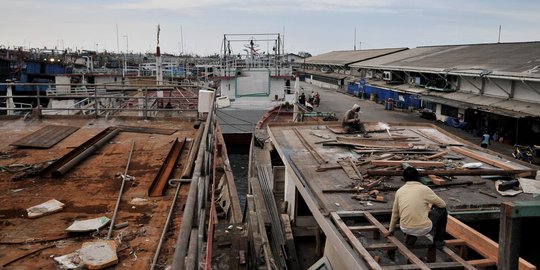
148,137,186,197
116,125,178,135
10,125,79,149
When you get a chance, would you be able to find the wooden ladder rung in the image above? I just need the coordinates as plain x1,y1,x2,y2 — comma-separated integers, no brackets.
366,243,397,251
444,238,467,246
349,225,378,231
467,258,496,267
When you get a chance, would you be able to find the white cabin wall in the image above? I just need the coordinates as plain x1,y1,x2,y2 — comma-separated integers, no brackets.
55,76,71,93
220,79,235,99
235,69,269,96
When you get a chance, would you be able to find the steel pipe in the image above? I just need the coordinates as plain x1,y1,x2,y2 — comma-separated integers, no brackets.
52,128,120,177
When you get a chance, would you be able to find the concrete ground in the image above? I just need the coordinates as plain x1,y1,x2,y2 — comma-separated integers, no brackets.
302,82,530,164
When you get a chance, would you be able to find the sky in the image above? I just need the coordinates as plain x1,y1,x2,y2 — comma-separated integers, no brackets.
1,0,540,56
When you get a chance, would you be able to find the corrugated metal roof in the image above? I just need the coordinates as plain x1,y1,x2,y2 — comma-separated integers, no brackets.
351,41,540,79
305,48,408,66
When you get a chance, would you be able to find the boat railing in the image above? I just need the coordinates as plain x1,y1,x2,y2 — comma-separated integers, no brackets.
0,82,211,117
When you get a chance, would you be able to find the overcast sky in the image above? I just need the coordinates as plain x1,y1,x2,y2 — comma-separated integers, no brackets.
1,0,539,56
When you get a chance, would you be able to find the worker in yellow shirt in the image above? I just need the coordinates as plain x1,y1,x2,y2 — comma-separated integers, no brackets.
386,166,447,250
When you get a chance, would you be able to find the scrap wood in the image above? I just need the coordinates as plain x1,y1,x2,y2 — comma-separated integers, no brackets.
371,160,445,168
366,168,531,176
449,146,515,170
337,159,362,180
336,136,412,149
349,157,363,181
426,150,449,160
0,243,55,267
478,190,498,198
428,175,447,185
315,164,341,171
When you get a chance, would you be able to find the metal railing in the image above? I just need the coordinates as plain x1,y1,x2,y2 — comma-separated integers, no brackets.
0,82,212,118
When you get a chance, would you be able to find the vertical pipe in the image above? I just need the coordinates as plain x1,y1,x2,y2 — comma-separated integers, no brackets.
107,140,135,239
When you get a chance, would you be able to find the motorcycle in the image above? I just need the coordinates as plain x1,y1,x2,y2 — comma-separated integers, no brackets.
512,144,540,164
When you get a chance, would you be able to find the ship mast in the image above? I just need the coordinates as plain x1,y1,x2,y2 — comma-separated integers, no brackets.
156,24,163,87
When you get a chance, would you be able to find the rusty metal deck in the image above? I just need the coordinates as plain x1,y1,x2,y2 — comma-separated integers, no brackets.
10,125,80,149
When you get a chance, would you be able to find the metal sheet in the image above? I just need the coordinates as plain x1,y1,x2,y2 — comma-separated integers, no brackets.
10,125,79,149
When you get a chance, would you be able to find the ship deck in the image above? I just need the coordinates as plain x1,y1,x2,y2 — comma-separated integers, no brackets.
0,116,198,269
249,121,538,269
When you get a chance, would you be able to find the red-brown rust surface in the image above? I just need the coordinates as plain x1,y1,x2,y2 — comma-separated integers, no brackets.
0,117,197,269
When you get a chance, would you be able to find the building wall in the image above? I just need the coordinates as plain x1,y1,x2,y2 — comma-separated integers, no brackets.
55,76,71,93
306,76,339,90
459,76,483,94
513,80,540,102
483,78,512,98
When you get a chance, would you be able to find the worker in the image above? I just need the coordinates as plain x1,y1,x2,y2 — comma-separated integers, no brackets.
341,104,364,134
299,92,306,106
386,166,447,250
480,130,491,148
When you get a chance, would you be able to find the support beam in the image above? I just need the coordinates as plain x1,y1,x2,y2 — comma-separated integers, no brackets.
488,77,512,98
446,215,536,270
499,201,540,270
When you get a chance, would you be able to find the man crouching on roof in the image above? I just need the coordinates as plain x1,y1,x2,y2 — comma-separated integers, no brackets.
386,166,448,250
341,104,365,134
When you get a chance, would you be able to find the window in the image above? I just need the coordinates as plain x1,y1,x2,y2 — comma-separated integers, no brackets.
441,104,458,117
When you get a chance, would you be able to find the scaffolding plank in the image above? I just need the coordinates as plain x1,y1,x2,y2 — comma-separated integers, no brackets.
11,125,79,149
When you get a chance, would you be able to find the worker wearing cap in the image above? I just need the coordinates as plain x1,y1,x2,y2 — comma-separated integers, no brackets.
386,166,447,250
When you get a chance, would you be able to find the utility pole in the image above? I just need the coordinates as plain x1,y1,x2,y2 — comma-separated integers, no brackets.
116,24,120,54
498,25,502,43
354,27,357,51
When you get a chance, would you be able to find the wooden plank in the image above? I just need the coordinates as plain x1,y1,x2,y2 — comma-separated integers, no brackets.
425,234,476,270
330,212,383,270
336,136,413,149
447,215,536,270
348,225,378,231
281,214,301,270
366,243,397,251
449,146,515,170
366,169,530,177
467,258,496,267
293,127,328,164
444,239,467,246
371,160,445,168
428,175,447,185
426,150,449,160
362,212,430,270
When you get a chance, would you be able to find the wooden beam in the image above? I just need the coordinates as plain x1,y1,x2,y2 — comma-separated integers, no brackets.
467,258,496,267
366,169,530,177
293,127,328,164
444,239,467,246
426,150,449,160
281,214,301,270
428,175,447,185
366,243,397,251
382,262,465,270
371,160,445,168
348,225,378,231
330,212,383,270
446,215,536,270
449,146,514,170
362,212,430,270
